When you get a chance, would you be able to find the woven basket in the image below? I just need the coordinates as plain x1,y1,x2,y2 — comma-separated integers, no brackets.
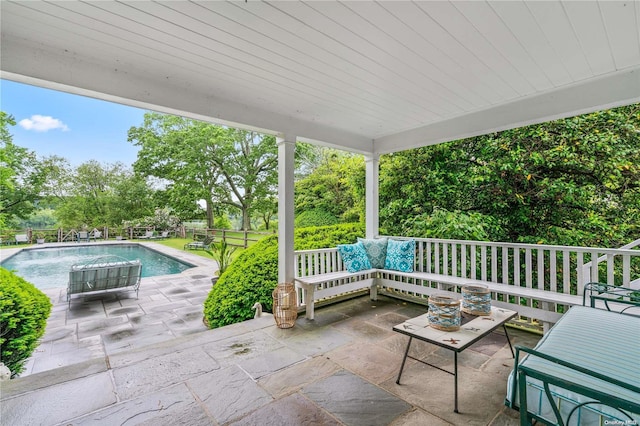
461,285,491,316
427,295,461,331
272,282,297,329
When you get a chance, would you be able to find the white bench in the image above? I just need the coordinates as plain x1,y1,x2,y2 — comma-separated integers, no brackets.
295,261,583,325
295,241,640,327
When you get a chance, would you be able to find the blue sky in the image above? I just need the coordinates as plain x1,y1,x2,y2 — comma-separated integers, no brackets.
1,79,147,167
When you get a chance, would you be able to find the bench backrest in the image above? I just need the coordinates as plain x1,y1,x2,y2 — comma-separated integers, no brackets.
15,234,28,243
68,260,142,295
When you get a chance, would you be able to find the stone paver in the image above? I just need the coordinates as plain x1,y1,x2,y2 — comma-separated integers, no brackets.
189,365,274,424
231,393,342,426
302,370,412,426
0,243,540,426
75,384,212,426
0,372,115,425
258,356,341,399
113,346,219,400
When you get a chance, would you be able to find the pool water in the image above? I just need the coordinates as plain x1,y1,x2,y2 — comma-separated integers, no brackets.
1,244,194,289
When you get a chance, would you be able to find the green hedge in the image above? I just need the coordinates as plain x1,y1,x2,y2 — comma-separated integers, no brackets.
203,223,365,328
294,209,339,228
0,268,52,376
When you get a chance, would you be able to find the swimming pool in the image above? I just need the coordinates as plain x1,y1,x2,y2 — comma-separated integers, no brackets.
1,244,195,289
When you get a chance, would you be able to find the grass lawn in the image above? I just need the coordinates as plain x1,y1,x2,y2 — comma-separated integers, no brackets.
155,236,267,260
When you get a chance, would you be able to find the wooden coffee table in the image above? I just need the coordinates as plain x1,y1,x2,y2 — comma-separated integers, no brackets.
393,306,517,413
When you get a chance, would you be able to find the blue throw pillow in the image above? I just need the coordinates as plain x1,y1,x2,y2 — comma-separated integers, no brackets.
384,239,415,272
337,241,372,273
357,237,388,269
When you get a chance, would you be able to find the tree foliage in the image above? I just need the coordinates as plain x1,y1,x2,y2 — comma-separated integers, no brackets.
295,149,365,224
45,160,156,228
380,104,640,247
129,113,279,230
0,112,50,228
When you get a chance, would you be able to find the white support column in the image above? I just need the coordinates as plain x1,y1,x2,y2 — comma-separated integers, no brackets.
365,154,380,239
277,137,296,284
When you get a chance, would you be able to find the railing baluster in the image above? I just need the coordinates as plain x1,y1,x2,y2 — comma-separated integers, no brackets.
514,248,521,287
549,249,557,293
562,250,571,294
537,248,545,290
452,243,457,277
491,245,497,283
623,255,630,286
461,243,467,278
576,252,584,294
590,250,599,283
443,243,449,275
525,248,532,288
470,244,477,280
502,247,509,285
481,245,487,281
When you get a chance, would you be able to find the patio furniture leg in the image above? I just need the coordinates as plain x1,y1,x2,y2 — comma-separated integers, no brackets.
503,323,515,358
304,287,315,320
396,337,412,384
370,281,378,301
454,351,459,413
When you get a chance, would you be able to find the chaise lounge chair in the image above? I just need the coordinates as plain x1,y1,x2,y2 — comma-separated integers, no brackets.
15,234,29,244
139,230,154,239
151,231,169,240
184,235,214,250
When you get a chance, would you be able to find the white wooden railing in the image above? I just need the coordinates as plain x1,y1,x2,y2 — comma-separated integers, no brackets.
294,237,640,327
581,238,640,290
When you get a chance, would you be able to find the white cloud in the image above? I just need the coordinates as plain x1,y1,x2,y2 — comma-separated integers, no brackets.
19,115,69,132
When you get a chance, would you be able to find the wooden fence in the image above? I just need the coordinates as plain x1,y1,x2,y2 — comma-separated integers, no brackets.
1,226,274,248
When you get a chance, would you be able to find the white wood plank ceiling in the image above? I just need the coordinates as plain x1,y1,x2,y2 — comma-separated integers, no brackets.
2,1,639,154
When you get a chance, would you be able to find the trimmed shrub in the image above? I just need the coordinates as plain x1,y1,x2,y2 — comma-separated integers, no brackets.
294,209,339,228
0,268,52,376
203,223,365,328
294,222,365,250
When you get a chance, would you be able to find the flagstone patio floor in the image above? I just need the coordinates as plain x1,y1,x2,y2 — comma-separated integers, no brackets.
0,242,541,425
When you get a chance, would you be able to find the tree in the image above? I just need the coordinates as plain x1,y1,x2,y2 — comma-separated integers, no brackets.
209,128,278,230
294,149,365,225
48,160,155,227
379,104,640,247
129,113,279,230
129,114,222,227
0,112,50,228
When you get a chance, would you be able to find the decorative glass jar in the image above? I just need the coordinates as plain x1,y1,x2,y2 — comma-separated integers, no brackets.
427,295,461,331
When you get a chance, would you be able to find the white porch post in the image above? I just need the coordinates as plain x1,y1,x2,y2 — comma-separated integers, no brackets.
365,154,380,239
277,137,296,284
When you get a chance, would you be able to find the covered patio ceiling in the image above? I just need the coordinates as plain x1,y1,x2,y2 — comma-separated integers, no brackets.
2,0,640,155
